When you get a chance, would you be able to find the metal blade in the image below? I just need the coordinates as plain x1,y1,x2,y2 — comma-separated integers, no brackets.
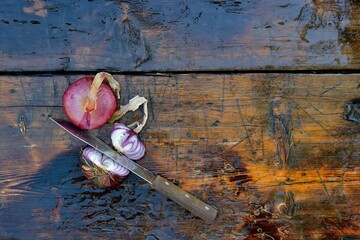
49,117,155,184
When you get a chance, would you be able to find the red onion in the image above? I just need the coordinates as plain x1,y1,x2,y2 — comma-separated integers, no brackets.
62,72,120,130
80,147,129,188
111,123,145,160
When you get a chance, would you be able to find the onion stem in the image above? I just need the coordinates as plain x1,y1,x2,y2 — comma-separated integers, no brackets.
86,72,121,108
83,72,121,113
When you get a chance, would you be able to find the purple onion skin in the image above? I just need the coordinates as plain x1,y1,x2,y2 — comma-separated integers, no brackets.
111,123,145,160
80,147,129,189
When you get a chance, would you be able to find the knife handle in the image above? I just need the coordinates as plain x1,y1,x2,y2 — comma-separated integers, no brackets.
151,175,218,223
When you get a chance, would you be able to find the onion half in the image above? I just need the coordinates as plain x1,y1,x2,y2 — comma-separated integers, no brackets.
111,123,145,160
80,147,129,189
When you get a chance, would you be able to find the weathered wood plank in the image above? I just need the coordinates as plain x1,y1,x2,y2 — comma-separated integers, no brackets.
1,0,360,72
0,73,359,239
0,75,68,107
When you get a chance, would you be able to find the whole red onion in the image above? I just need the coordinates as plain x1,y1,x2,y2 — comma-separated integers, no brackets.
62,72,120,130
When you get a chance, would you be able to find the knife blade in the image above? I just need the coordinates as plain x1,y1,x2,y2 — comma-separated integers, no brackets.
49,117,218,223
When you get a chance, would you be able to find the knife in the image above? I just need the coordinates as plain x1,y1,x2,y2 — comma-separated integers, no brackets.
49,117,218,223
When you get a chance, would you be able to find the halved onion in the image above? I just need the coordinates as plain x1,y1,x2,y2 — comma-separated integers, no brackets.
80,147,129,189
111,123,145,160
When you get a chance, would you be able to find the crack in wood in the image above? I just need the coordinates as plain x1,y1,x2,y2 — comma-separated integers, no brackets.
18,115,27,135
271,97,292,168
236,99,255,156
316,170,341,219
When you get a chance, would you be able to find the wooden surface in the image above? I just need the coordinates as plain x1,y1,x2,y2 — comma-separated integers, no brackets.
1,0,360,72
0,1,360,240
1,74,359,239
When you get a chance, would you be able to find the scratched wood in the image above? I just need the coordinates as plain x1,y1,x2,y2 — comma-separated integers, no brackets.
1,0,360,72
0,74,359,239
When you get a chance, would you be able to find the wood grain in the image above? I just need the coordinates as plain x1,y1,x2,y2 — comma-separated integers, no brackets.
1,0,360,72
2,1,360,238
0,74,359,239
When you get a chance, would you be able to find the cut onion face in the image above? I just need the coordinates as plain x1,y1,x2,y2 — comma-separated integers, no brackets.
111,123,145,160
63,77,116,129
80,147,129,189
